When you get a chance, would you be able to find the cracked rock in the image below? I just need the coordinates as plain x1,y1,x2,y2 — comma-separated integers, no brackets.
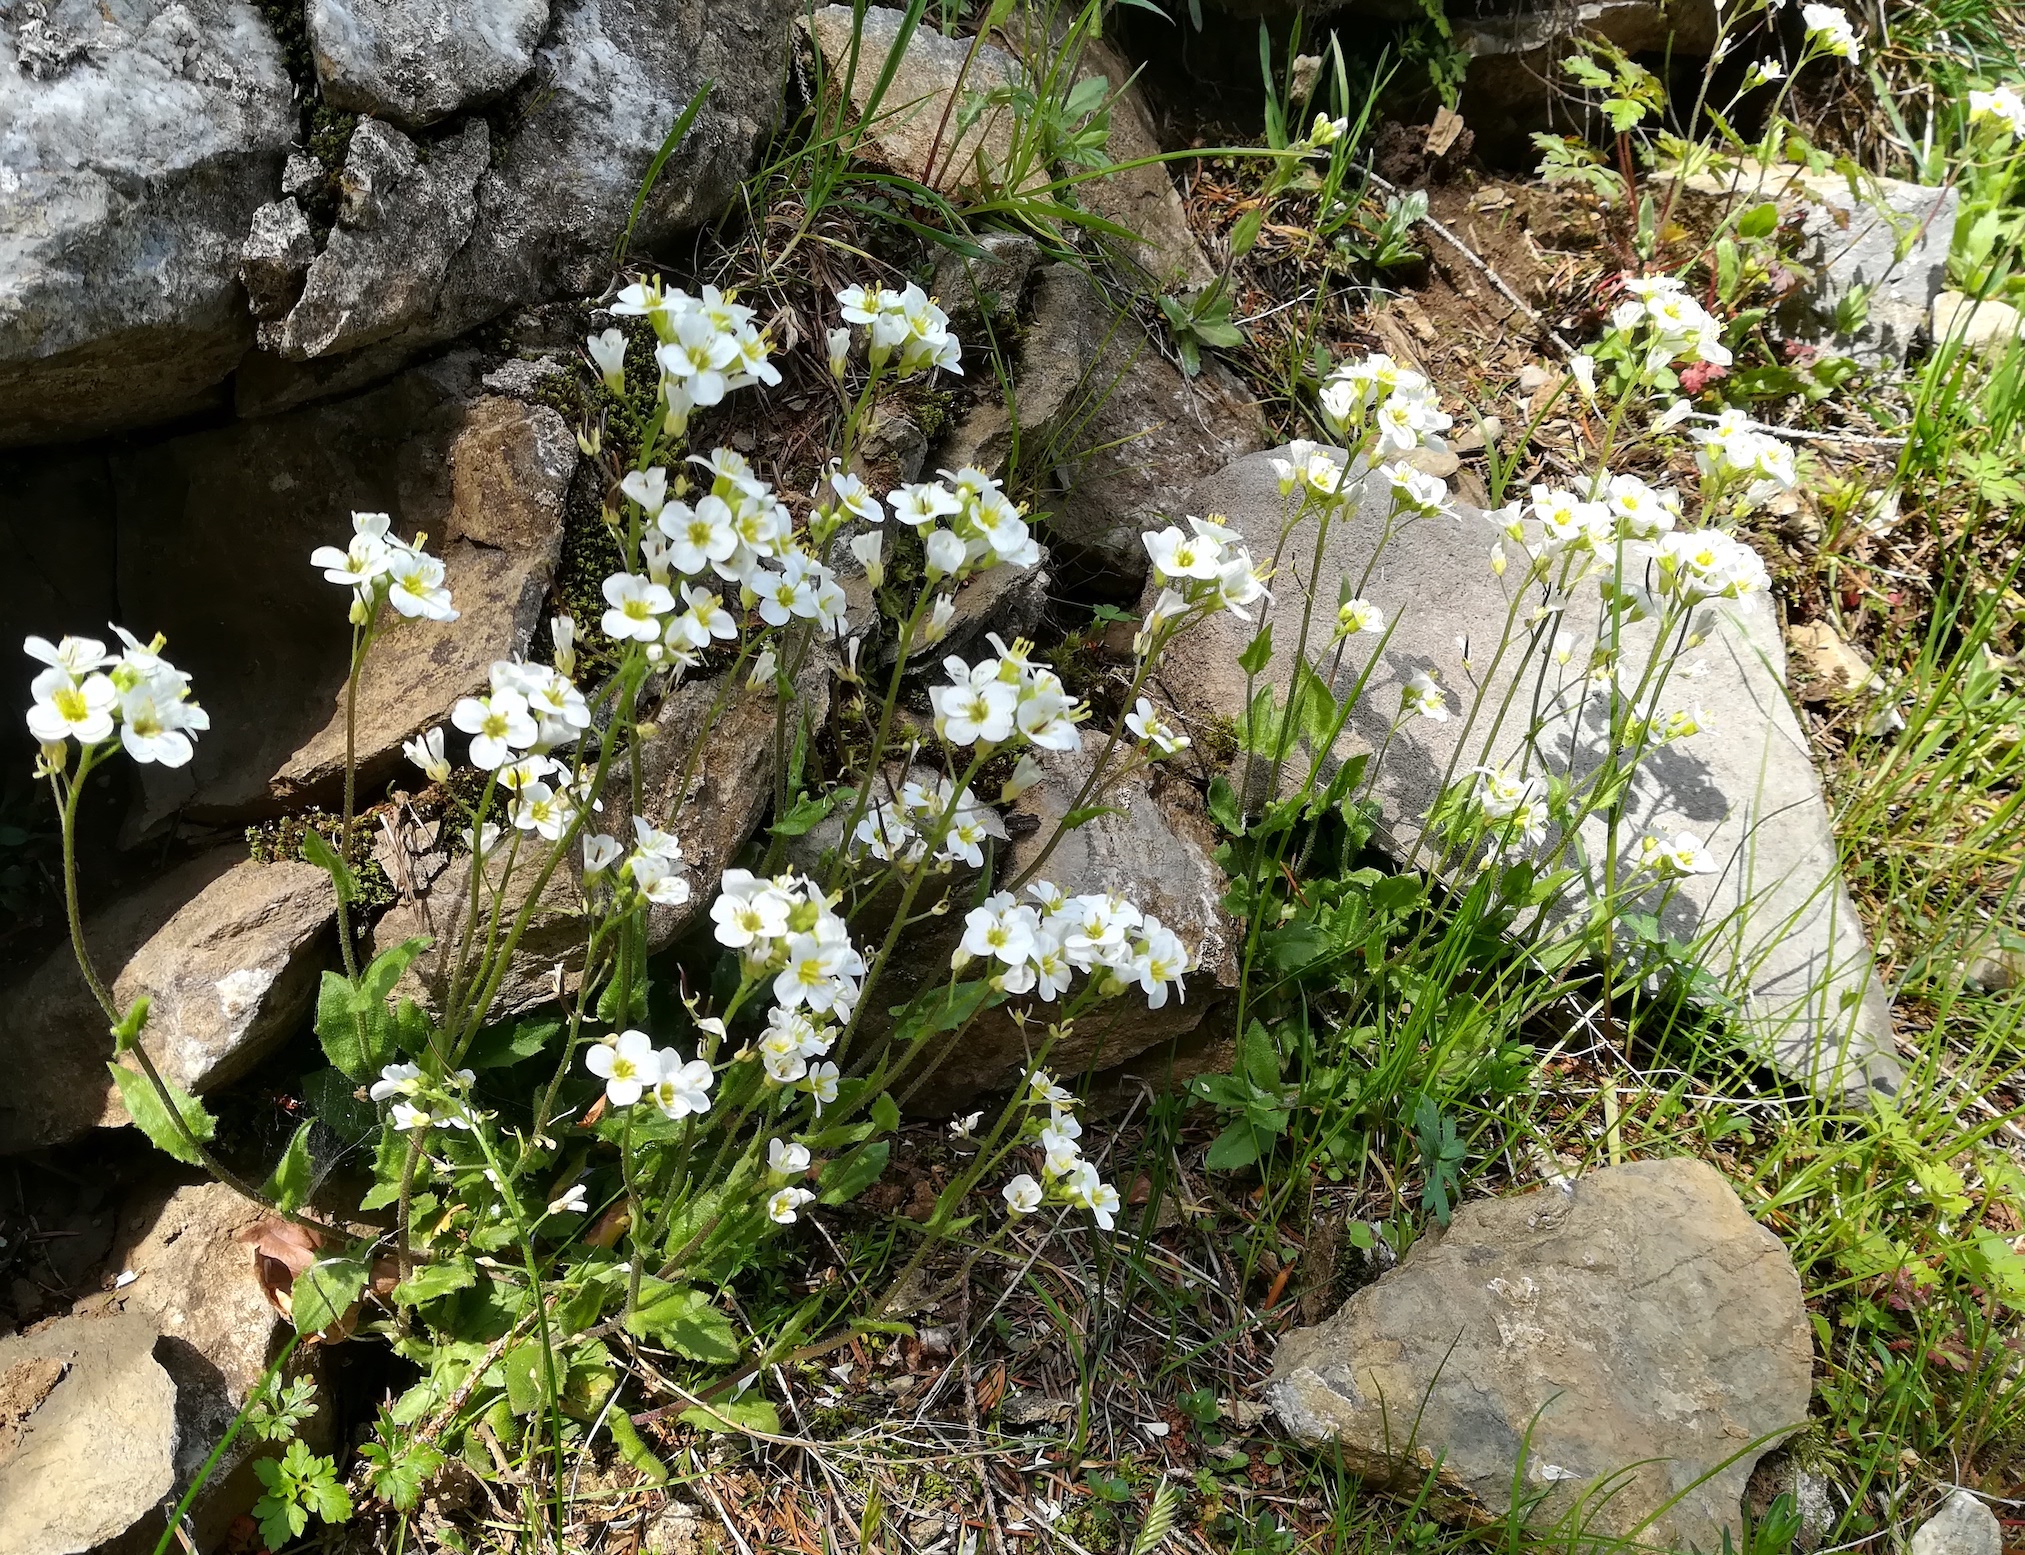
309,0,552,128
273,117,490,361
239,197,315,320
1268,1159,1811,1551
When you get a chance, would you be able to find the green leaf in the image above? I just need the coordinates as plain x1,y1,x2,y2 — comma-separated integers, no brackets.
615,81,714,266
1241,1021,1281,1093
627,1280,741,1365
679,1397,781,1436
300,1065,378,1142
360,1126,413,1212
501,1342,552,1415
870,1090,901,1136
891,980,998,1049
300,828,358,904
463,1016,561,1070
106,1064,216,1167
291,1256,369,1336
1238,624,1273,677
1061,804,1120,830
315,972,371,1080
1204,1121,1262,1172
771,787,853,838
1737,200,1779,240
1206,775,1244,835
819,1141,890,1206
1229,207,1263,259
392,1257,477,1307
361,936,432,1006
263,1121,316,1213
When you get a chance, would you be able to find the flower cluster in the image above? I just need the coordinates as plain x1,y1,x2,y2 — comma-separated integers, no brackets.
956,884,1195,1010
578,817,692,907
1471,764,1550,851
1608,275,1731,373
24,630,210,768
833,283,962,378
1654,528,1772,605
585,1029,716,1120
1315,353,1455,454
310,510,459,625
1001,1071,1120,1229
853,771,1009,869
872,464,1042,583
929,637,1084,752
709,869,867,1036
1692,411,1799,508
372,1062,477,1133
764,1137,817,1224
1801,3,1861,60
1970,85,2025,138
1139,516,1271,651
606,280,778,436
444,652,590,773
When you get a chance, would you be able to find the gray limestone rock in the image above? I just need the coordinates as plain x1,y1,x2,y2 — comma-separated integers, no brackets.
0,848,334,1154
1679,162,1957,368
1072,39,1215,293
803,6,1028,197
1268,1159,1812,1551
1150,446,1899,1099
0,0,294,445
0,1314,178,1555
309,0,551,128
239,197,315,320
240,0,794,414
274,117,491,361
1912,1492,2003,1555
931,230,1041,333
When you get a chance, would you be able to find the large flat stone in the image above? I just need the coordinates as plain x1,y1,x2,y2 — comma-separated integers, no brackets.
0,1313,177,1555
112,356,567,829
0,0,295,445
0,848,334,1154
1151,446,1899,1099
1269,1159,1811,1550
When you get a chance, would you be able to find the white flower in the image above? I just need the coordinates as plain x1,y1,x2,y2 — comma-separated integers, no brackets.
1126,916,1192,1009
1124,696,1189,755
369,1062,423,1102
767,1186,817,1224
601,573,675,641
1083,1180,1121,1231
385,546,458,621
1336,598,1384,639
1970,86,2025,137
711,869,792,947
848,529,885,589
923,527,966,578
550,615,577,679
1028,1070,1074,1108
949,1112,983,1139
310,527,393,590
588,328,628,393
931,659,1018,746
768,1138,811,1179
586,1030,660,1107
24,635,111,677
803,1061,840,1112
651,1055,715,1119
582,832,622,880
113,673,208,767
404,727,451,783
1401,670,1448,722
828,468,885,524
1143,525,1223,583
452,688,537,770
1801,3,1860,58
1742,58,1786,90
889,481,962,528
961,898,1039,966
1636,829,1720,877
826,326,852,378
389,1100,433,1132
621,467,670,519
1569,354,1597,399
922,594,958,644
547,1183,590,1216
1001,753,1042,801
1002,1174,1043,1215
25,661,114,746
1653,399,1694,433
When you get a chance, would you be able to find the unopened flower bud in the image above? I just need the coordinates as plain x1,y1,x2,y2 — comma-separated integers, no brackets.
827,326,851,379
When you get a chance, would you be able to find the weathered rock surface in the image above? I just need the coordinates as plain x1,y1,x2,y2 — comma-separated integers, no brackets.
943,263,1267,587
0,1314,177,1555
93,1181,306,1551
1072,39,1215,293
930,231,1040,333
1152,446,1899,1098
239,198,316,321
112,356,570,829
241,0,793,414
1932,290,2025,355
1268,1159,1811,1550
1679,162,1957,367
309,0,551,127
0,849,335,1154
805,6,1027,197
0,0,294,444
1912,1491,2003,1555
273,118,492,361
908,745,1238,1109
